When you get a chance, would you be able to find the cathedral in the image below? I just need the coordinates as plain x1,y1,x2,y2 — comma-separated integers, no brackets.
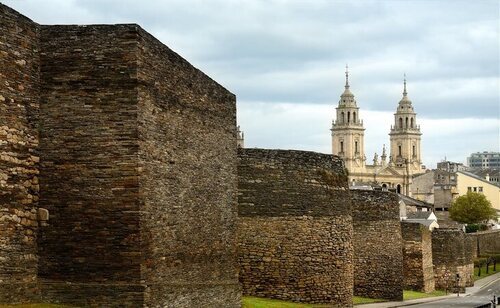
331,68,425,195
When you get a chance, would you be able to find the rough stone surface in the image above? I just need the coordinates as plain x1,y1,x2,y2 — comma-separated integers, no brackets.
352,190,403,301
237,149,353,306
431,228,474,292
0,4,41,303
469,229,500,257
401,222,435,293
136,28,239,308
1,4,239,306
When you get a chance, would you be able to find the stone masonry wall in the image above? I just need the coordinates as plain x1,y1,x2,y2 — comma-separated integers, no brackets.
37,24,144,307
432,228,474,292
401,222,435,293
237,149,353,306
472,229,500,257
33,23,239,307
352,190,403,301
136,28,240,307
0,4,40,303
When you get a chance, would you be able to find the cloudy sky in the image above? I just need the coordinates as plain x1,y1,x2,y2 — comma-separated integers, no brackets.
4,0,499,168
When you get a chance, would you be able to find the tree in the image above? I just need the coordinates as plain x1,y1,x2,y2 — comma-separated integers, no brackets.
449,192,497,224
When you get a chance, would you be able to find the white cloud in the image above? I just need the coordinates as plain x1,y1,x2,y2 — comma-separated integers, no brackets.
238,101,499,168
4,0,499,168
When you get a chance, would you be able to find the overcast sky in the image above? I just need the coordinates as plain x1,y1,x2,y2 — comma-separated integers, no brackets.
4,0,499,168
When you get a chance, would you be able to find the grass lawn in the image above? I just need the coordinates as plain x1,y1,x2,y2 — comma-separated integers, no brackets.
242,290,449,308
474,264,500,281
403,290,447,301
353,296,386,305
2,291,451,308
242,296,331,308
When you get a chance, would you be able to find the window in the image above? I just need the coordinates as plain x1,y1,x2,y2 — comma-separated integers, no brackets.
399,117,403,128
411,118,414,128
341,112,345,123
405,117,408,128
398,145,402,157
355,141,358,154
340,141,344,153
478,187,483,192
467,187,472,192
347,112,351,123
473,187,477,192
353,112,356,123
412,145,416,156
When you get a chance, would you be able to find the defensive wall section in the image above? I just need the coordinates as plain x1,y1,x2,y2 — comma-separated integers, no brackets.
237,149,353,306
0,4,239,307
0,4,41,303
351,190,403,301
431,228,474,292
468,229,500,258
401,222,435,293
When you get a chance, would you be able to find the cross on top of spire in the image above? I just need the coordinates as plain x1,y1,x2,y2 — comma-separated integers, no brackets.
403,73,407,97
345,64,349,89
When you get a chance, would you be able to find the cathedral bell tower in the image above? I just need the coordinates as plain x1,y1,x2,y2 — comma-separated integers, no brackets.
389,76,422,173
331,66,366,173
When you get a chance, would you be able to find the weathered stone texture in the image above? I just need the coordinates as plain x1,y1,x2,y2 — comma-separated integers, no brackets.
237,149,353,306
0,4,40,303
352,190,403,301
36,25,144,306
432,228,474,292
136,29,239,307
401,222,435,293
0,18,239,307
469,229,500,257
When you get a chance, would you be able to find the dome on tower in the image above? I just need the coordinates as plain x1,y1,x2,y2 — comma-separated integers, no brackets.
396,76,414,112
339,65,357,107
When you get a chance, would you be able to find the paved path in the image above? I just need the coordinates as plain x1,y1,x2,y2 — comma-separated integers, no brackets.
357,272,500,308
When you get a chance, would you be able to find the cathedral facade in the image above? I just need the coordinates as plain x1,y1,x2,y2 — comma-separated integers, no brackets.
331,68,425,195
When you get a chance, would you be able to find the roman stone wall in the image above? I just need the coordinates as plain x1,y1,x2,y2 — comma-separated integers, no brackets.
29,22,239,307
37,24,144,307
352,190,403,301
401,222,435,293
0,4,41,303
237,149,353,306
473,229,500,257
431,228,474,292
136,28,239,307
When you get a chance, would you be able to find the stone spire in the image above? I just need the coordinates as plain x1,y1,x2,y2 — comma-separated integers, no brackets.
331,66,365,173
339,64,356,107
403,73,407,97
381,144,387,166
389,74,422,173
345,64,350,89
398,74,412,106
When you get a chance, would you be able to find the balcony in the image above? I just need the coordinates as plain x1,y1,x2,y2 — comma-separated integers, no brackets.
390,124,420,132
333,119,364,127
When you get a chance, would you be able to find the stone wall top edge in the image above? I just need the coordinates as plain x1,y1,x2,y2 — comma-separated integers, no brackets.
135,26,235,98
473,229,500,235
0,3,38,25
239,148,343,164
350,189,400,200
40,23,140,29
432,228,465,234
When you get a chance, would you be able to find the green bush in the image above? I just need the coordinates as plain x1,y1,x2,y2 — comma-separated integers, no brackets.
465,223,488,233
466,224,480,233
474,257,488,267
480,254,500,262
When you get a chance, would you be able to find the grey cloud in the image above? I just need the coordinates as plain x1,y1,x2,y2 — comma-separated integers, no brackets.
3,0,498,166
